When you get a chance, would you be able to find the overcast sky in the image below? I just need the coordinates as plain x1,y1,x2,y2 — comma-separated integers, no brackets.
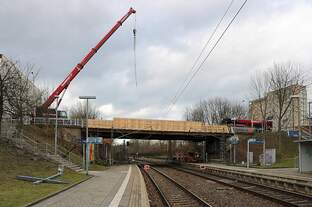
1,0,312,120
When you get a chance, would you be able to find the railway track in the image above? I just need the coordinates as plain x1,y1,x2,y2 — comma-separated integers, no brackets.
173,166,312,207
141,165,212,207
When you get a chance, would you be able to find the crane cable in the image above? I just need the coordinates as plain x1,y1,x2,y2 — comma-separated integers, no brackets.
133,13,138,87
165,0,248,115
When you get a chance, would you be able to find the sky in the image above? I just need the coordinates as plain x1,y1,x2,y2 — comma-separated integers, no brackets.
1,0,312,120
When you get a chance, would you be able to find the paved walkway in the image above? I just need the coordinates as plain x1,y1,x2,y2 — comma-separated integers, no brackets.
32,165,149,207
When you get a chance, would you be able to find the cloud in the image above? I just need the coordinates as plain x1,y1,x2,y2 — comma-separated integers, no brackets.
1,0,312,120
98,103,115,119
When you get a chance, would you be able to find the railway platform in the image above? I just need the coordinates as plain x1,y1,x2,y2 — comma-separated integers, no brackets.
191,163,312,181
187,162,312,195
31,164,149,207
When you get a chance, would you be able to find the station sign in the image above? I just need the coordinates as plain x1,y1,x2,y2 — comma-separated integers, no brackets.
287,130,299,138
81,137,103,144
228,135,239,144
232,127,255,134
248,138,264,144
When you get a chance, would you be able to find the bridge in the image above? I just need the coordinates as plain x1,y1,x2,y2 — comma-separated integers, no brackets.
31,117,231,140
29,117,232,161
86,118,231,141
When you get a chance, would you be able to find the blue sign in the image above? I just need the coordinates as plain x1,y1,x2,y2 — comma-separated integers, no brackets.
228,136,239,144
81,137,103,144
250,140,264,144
249,138,264,144
287,130,299,138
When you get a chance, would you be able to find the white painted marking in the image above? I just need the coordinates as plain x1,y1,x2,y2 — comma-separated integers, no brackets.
108,165,132,207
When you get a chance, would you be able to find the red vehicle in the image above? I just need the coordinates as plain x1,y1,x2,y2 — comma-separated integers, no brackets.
222,118,273,130
174,151,201,162
35,8,136,118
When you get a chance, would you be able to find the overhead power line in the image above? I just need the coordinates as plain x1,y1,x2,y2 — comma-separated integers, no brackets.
168,0,235,110
165,0,248,115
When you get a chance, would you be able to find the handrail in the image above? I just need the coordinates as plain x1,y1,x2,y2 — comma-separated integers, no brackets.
18,132,82,167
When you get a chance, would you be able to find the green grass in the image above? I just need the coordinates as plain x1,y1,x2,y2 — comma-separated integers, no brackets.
271,157,296,168
88,163,107,171
0,144,89,207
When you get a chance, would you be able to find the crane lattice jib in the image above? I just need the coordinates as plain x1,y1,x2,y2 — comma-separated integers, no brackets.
42,8,136,110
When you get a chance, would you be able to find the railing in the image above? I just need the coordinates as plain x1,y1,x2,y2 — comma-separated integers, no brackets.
20,133,82,167
32,117,84,127
1,117,84,128
1,125,82,167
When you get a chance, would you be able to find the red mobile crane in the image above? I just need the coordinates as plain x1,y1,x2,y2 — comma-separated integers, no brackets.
36,8,136,118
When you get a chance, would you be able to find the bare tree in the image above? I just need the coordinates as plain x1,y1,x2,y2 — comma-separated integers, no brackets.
268,63,305,132
250,70,270,120
184,100,212,123
0,56,19,132
5,63,43,127
184,97,247,124
250,63,306,132
69,101,100,119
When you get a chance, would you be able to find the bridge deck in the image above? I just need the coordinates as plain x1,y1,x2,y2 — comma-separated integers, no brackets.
88,118,230,134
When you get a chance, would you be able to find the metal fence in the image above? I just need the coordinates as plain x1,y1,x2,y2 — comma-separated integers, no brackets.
1,117,84,128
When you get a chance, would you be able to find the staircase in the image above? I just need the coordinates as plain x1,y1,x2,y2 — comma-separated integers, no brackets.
47,154,82,172
301,126,312,140
1,120,83,172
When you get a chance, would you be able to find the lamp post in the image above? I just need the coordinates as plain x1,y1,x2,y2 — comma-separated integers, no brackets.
54,95,59,155
79,96,96,175
290,95,301,172
309,101,312,138
247,138,256,168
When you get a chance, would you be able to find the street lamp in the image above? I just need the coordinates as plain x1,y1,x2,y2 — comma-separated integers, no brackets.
247,138,256,168
290,95,301,172
54,95,59,155
79,96,96,175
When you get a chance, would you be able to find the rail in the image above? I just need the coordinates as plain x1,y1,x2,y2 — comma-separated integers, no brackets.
174,165,312,207
138,165,171,207
148,166,212,207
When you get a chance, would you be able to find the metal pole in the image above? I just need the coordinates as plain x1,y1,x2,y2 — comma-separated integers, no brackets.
309,101,312,138
298,97,302,173
247,140,250,168
54,96,59,155
230,144,232,163
202,140,206,163
82,143,85,170
263,121,266,167
233,144,236,164
86,99,89,175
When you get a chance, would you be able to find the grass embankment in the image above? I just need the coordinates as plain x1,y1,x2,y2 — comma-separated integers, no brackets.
0,144,89,207
271,157,297,168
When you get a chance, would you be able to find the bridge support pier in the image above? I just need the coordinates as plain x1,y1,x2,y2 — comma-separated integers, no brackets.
202,140,207,163
219,137,226,161
168,140,173,160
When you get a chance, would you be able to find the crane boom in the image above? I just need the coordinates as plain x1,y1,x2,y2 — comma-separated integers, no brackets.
41,7,136,110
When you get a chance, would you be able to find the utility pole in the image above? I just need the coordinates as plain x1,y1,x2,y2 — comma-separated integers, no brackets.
262,120,266,167
309,101,312,138
54,95,59,155
291,95,301,172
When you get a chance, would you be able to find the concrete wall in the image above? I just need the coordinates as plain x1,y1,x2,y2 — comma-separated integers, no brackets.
230,132,298,164
300,142,312,172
